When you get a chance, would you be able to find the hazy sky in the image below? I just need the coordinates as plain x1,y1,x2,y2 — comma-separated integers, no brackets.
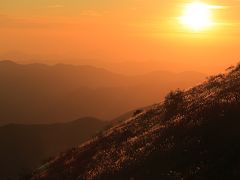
1,0,240,74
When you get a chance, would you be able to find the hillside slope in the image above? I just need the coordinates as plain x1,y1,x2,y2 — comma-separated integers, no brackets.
31,65,240,180
0,117,108,179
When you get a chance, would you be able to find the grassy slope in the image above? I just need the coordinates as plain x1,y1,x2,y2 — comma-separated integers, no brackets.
32,65,240,180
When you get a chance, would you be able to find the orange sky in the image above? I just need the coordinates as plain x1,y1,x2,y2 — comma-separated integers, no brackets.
0,0,240,74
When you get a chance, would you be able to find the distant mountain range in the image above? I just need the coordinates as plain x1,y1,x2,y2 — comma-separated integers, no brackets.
0,60,206,125
0,117,108,179
31,64,240,179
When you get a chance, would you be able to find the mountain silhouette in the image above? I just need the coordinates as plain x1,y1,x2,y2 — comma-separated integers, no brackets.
0,60,205,125
0,117,108,179
31,64,240,179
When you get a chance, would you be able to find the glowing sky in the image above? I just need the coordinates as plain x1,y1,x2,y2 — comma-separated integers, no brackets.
0,0,240,74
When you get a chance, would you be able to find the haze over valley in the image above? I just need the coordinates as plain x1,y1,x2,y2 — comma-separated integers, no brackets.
0,60,205,125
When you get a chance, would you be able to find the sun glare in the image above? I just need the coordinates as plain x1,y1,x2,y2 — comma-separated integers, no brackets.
180,2,214,31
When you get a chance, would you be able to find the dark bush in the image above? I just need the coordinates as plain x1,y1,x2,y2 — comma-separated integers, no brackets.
133,109,143,117
164,89,184,117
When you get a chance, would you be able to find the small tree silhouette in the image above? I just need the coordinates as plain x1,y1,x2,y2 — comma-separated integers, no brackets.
164,89,184,118
133,109,143,117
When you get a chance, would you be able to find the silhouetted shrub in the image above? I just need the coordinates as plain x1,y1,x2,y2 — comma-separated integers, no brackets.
164,89,184,117
226,65,235,71
133,109,143,117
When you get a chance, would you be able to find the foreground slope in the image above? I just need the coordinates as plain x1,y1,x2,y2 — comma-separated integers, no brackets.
0,118,108,179
32,65,240,179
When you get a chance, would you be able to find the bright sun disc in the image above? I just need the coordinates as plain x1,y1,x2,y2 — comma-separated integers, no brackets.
180,2,213,31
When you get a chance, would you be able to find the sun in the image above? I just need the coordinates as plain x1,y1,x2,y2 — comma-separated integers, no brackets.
180,2,214,31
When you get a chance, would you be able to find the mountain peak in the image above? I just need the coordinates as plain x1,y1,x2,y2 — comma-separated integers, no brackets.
0,60,17,65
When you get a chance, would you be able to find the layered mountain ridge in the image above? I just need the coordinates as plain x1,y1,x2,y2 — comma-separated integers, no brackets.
0,60,205,125
0,117,108,179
